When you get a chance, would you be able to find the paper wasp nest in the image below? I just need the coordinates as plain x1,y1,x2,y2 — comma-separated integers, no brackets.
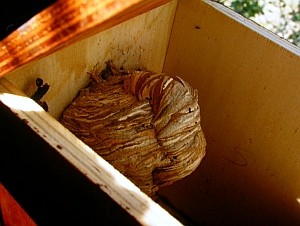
60,61,206,196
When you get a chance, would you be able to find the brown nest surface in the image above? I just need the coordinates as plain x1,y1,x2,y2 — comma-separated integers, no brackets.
60,61,206,196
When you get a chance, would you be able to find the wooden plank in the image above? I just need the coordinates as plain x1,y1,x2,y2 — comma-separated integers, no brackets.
0,0,171,78
0,77,183,225
160,0,300,225
0,99,140,225
3,0,177,119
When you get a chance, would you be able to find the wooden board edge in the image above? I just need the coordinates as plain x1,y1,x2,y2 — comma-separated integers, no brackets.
0,0,171,78
0,77,182,226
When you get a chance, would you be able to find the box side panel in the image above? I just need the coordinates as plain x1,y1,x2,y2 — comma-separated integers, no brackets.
161,0,300,225
3,0,177,119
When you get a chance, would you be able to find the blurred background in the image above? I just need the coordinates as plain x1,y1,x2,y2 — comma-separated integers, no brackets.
218,0,300,47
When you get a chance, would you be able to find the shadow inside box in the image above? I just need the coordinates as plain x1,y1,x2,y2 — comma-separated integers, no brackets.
0,102,140,226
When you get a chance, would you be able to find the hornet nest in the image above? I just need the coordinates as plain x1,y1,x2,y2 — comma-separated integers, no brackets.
60,61,206,196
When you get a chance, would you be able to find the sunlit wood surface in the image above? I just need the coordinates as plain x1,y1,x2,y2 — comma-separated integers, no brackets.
0,0,170,78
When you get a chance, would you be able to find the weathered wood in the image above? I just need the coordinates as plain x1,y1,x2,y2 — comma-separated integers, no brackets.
0,0,170,78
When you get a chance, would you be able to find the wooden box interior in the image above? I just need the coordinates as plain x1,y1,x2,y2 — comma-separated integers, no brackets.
2,0,300,225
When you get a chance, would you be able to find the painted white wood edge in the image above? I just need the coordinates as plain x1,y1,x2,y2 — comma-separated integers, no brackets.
204,0,300,57
0,77,183,226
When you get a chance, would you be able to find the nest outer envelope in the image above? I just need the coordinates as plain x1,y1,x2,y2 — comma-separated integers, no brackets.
60,61,206,196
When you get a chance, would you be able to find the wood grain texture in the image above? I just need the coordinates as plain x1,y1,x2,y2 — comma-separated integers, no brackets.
3,0,177,119
0,0,170,78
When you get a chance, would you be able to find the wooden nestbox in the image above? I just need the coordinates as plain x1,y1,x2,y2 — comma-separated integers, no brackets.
1,0,300,225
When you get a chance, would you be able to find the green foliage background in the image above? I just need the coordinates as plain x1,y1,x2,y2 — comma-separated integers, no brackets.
218,0,300,47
